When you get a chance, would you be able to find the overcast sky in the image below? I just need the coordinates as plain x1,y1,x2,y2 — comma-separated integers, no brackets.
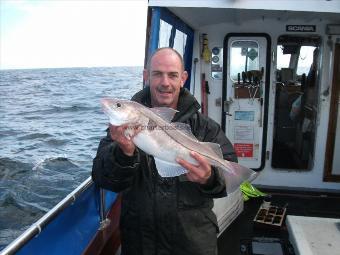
0,0,148,70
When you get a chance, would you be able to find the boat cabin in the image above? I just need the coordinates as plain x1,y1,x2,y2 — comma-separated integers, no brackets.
144,0,340,191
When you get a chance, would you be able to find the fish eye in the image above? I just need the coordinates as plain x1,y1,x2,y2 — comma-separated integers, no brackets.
116,102,121,108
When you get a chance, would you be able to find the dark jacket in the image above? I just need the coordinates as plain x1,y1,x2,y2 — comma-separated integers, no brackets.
92,87,237,255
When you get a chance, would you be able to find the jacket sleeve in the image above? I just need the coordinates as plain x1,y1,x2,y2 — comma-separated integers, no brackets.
91,130,140,192
192,113,238,197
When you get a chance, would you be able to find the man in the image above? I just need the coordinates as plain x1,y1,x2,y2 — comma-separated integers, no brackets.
92,48,237,255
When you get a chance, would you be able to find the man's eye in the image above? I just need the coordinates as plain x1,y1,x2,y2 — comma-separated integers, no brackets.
152,72,162,77
170,74,178,78
169,73,179,79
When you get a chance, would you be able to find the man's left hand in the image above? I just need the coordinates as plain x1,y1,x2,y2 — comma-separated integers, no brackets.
177,151,212,184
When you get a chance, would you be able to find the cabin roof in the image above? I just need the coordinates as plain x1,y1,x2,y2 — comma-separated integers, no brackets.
162,7,340,29
149,0,340,14
149,0,340,29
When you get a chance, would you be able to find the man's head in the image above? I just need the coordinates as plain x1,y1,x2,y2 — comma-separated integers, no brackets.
143,48,188,109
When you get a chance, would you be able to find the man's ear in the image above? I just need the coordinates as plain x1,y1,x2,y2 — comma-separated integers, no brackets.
143,69,149,83
181,71,188,87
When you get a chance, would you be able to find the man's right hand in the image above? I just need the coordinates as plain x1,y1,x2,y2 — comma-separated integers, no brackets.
109,124,136,156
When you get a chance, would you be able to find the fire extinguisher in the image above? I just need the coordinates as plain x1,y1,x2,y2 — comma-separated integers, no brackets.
201,33,211,63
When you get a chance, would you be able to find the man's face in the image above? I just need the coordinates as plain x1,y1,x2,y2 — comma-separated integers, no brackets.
144,49,188,109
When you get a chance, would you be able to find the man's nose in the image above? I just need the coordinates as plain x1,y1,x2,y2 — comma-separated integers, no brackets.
160,74,171,85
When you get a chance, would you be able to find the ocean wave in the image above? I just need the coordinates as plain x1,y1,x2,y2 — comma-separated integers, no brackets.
0,189,47,222
66,78,81,83
100,81,112,84
0,192,24,208
0,158,32,180
23,115,43,120
0,188,47,216
44,138,68,146
18,133,52,140
54,104,97,112
0,130,21,138
32,155,80,172
29,104,97,114
0,227,29,250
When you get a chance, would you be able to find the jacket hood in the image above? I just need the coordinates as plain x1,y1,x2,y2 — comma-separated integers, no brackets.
131,87,201,122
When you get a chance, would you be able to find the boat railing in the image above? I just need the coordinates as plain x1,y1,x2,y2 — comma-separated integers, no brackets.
99,187,111,230
0,176,108,255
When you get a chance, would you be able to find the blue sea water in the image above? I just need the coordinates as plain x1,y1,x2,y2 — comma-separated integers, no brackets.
0,66,143,249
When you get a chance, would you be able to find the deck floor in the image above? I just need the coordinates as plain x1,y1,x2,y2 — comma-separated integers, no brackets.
217,190,340,255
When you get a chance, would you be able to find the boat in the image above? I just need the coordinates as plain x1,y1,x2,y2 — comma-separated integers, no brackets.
1,0,340,254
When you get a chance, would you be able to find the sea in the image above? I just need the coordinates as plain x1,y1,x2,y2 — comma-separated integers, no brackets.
0,66,143,250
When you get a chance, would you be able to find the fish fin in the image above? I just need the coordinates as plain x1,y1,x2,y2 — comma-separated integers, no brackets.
154,157,187,177
217,161,258,193
172,122,198,141
199,142,223,158
150,107,178,122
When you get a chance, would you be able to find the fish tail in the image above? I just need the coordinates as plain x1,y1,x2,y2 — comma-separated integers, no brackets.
218,160,258,194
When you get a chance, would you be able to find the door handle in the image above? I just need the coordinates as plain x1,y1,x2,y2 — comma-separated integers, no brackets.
223,99,233,113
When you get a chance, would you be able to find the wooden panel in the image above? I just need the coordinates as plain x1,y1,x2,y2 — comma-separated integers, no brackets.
234,85,260,99
324,43,340,182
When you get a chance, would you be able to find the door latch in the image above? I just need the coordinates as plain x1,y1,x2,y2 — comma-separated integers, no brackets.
223,98,233,116
223,98,234,113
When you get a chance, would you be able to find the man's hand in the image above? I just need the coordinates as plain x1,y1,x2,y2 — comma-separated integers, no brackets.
177,151,212,184
109,124,139,156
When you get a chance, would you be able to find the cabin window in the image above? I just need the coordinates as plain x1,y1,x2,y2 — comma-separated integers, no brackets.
173,29,187,57
230,40,259,81
159,20,187,58
277,46,291,69
147,7,194,89
297,46,317,75
158,20,172,48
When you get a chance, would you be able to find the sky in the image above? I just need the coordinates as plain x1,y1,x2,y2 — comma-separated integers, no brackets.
0,0,148,70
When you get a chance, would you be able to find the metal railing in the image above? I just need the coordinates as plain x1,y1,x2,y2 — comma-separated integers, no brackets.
99,188,111,230
0,177,96,255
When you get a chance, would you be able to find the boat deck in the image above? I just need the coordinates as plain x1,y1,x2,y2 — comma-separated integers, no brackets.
217,189,340,255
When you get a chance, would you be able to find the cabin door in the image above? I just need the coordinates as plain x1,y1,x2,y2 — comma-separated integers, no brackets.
222,34,270,170
272,35,321,170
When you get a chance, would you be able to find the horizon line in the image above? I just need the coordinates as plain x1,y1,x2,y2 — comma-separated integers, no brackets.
0,65,145,71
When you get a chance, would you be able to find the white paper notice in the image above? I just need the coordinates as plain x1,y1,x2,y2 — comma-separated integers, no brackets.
234,126,254,141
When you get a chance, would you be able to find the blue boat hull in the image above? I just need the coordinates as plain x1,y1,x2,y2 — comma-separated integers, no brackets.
14,183,119,255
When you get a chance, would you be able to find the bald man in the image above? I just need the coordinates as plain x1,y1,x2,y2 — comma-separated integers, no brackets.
92,48,237,255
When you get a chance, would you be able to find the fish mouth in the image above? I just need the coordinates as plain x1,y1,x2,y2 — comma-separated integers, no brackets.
105,111,129,126
100,98,127,125
101,101,113,114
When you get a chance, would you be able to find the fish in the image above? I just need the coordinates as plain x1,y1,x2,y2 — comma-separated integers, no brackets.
101,98,257,193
